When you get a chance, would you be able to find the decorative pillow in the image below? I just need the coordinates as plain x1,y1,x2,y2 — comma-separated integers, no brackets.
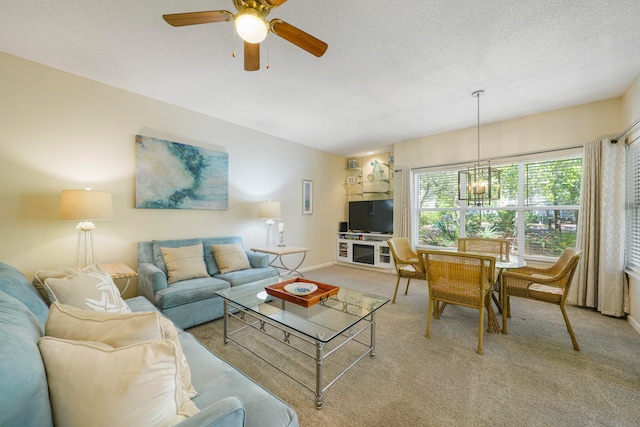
211,243,251,274
45,302,197,398
160,244,210,284
32,267,77,304
38,337,199,427
44,264,130,313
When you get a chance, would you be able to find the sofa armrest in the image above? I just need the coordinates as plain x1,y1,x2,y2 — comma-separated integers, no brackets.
246,251,269,269
137,262,168,302
175,397,245,427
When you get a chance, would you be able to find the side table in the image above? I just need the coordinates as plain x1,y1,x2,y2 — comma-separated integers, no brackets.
250,246,310,277
102,262,137,296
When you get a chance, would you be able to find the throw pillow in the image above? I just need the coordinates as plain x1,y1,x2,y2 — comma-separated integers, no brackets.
44,264,130,313
32,266,77,304
38,337,199,427
160,244,209,284
211,243,251,274
45,302,197,398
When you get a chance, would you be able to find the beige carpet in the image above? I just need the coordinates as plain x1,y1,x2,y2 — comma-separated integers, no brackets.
189,265,640,427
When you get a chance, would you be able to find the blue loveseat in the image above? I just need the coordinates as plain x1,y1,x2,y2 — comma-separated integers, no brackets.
138,236,278,329
0,261,298,427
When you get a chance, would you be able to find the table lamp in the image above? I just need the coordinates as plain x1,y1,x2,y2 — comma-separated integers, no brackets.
257,199,281,247
59,188,113,268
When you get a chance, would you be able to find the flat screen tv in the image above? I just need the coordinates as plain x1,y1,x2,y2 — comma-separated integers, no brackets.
348,200,394,234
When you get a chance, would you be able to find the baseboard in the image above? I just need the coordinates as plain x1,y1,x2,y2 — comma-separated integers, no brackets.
628,314,640,335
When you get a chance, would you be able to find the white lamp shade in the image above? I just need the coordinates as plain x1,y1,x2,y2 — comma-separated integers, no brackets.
234,9,269,43
59,190,113,221
257,200,281,219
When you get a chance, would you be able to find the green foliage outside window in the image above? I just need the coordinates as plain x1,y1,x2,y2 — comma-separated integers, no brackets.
415,156,582,258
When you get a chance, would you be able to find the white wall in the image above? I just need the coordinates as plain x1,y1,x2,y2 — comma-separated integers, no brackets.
0,52,345,296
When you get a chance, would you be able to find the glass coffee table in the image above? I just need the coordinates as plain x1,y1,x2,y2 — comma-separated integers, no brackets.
215,276,389,409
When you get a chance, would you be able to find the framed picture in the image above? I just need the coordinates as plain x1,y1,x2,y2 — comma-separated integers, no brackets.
302,179,313,215
346,176,356,184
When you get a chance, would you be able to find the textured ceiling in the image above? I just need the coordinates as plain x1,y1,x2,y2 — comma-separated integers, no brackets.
1,1,640,157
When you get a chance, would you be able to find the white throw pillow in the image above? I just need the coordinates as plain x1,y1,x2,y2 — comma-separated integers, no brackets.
38,337,199,427
211,243,251,274
45,302,197,398
44,264,130,313
160,244,210,284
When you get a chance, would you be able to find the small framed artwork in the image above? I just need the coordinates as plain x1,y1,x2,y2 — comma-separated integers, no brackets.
346,176,356,185
302,179,313,215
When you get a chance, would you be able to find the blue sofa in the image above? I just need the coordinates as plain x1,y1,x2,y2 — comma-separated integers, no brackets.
138,236,278,329
0,261,298,427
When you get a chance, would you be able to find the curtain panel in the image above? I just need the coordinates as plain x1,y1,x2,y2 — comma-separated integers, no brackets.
571,139,627,316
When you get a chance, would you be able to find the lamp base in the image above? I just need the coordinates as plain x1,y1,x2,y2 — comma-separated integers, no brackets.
75,224,97,269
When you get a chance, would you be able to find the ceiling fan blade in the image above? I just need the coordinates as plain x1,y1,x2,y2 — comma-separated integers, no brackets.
264,0,288,6
163,10,233,27
270,20,328,57
244,42,260,71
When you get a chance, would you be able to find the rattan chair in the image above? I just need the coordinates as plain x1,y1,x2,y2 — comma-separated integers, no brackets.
418,250,496,355
501,248,582,351
457,238,510,262
458,237,511,310
387,237,425,303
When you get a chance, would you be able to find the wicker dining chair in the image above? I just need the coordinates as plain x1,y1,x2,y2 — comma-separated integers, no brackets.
418,250,496,355
387,237,425,303
458,237,511,310
501,248,582,351
457,238,510,262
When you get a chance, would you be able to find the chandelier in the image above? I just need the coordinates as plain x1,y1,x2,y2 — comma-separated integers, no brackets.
458,90,500,206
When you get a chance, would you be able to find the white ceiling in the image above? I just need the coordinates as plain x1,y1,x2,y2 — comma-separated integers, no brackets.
2,1,640,157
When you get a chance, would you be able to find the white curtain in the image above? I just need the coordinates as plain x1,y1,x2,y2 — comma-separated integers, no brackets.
570,139,627,316
396,167,412,239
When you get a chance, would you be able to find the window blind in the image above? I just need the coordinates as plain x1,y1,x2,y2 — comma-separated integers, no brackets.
626,140,640,277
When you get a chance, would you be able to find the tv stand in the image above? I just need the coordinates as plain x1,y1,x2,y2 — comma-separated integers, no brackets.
336,232,392,269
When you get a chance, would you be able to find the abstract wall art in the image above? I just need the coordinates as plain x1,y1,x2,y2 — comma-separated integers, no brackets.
135,135,229,210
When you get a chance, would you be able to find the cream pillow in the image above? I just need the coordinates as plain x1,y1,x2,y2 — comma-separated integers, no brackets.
212,243,251,274
32,266,77,304
45,302,197,398
160,244,209,284
44,264,130,313
38,337,199,427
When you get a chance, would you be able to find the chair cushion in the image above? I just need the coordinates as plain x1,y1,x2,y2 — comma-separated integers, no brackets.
160,244,210,284
45,302,197,398
44,264,130,313
38,337,199,427
211,243,251,274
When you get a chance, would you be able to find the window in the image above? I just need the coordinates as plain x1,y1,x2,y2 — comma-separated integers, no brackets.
626,141,640,277
415,153,582,258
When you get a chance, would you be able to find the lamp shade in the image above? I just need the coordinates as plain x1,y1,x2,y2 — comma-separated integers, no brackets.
257,200,281,219
234,9,269,43
59,190,113,221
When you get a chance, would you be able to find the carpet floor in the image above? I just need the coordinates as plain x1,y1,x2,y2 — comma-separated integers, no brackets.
188,265,640,427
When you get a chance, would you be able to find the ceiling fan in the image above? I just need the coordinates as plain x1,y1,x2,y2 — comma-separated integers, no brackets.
163,0,328,71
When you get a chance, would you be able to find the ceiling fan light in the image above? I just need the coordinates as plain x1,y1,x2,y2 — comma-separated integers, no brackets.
234,9,268,43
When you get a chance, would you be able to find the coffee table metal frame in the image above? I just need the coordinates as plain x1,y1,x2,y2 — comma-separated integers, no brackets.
216,280,389,409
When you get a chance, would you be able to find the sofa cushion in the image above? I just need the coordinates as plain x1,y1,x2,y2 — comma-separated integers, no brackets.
44,264,130,313
32,267,78,305
0,262,50,327
38,336,199,427
214,267,280,287
152,238,203,274
160,244,210,284
156,276,230,310
202,236,244,275
0,291,52,427
45,302,197,398
212,243,252,274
